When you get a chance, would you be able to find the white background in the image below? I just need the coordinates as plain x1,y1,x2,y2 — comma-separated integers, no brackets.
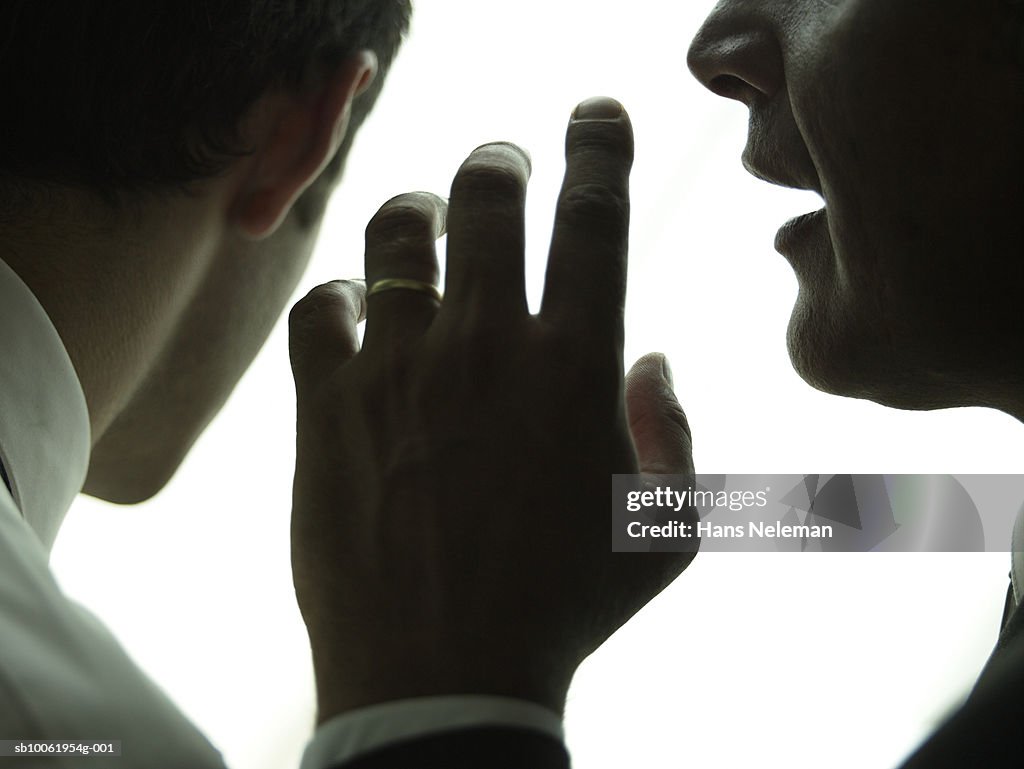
51,2,1022,768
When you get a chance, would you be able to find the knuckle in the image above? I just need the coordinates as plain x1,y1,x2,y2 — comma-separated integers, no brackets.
560,181,629,216
663,396,692,439
556,182,629,231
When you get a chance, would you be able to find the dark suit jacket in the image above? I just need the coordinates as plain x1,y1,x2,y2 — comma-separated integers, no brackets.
900,594,1024,767
330,597,1023,768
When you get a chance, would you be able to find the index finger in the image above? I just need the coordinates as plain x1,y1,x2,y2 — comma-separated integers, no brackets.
540,97,634,350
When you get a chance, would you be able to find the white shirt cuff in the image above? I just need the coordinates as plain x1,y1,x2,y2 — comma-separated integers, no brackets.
300,695,564,769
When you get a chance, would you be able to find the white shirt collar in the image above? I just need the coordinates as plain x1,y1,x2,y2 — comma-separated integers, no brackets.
0,256,90,552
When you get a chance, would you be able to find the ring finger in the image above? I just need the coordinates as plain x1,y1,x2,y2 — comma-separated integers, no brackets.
362,191,447,352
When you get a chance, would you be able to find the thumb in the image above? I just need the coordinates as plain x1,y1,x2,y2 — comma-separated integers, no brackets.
624,353,694,476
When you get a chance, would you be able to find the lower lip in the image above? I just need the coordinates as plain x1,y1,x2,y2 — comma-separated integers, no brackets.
775,208,827,256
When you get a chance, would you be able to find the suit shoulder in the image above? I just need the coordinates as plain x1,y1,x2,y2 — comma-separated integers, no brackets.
901,607,1024,768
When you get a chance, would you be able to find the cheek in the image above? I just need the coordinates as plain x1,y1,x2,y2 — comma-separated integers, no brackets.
84,228,323,502
775,0,1024,403
158,229,320,419
790,0,1023,332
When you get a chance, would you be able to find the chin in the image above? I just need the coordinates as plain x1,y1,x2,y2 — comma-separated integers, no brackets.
82,459,185,505
82,429,199,505
786,307,1015,413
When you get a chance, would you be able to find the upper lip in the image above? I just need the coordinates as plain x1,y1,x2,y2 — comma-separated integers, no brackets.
742,147,823,196
737,96,824,197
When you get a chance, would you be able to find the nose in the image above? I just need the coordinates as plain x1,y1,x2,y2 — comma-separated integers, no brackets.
687,4,784,107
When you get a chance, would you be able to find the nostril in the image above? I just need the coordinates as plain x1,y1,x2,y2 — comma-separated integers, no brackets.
708,74,756,103
688,21,785,105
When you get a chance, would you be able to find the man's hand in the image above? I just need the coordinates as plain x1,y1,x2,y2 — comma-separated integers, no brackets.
288,97,697,724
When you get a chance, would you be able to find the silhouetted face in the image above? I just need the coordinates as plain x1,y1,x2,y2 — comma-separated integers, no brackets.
688,0,1024,412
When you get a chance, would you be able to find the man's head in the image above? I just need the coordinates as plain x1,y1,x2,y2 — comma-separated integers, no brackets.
1,1,408,211
688,0,1024,416
0,1,410,502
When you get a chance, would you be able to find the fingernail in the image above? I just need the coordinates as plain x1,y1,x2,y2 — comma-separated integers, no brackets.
571,97,624,121
660,354,674,387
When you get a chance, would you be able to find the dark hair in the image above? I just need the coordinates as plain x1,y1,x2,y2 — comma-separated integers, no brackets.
0,1,410,206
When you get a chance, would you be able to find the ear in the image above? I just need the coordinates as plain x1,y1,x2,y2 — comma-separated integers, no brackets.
231,50,378,239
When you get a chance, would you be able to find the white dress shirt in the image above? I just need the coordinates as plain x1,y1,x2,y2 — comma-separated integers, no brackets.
0,255,561,768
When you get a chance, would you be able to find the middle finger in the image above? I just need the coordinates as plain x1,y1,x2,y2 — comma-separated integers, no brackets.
442,141,531,319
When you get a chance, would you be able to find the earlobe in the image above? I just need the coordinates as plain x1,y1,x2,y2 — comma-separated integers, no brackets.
232,50,379,239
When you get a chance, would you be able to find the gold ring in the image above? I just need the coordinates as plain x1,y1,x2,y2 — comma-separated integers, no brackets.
367,278,443,302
